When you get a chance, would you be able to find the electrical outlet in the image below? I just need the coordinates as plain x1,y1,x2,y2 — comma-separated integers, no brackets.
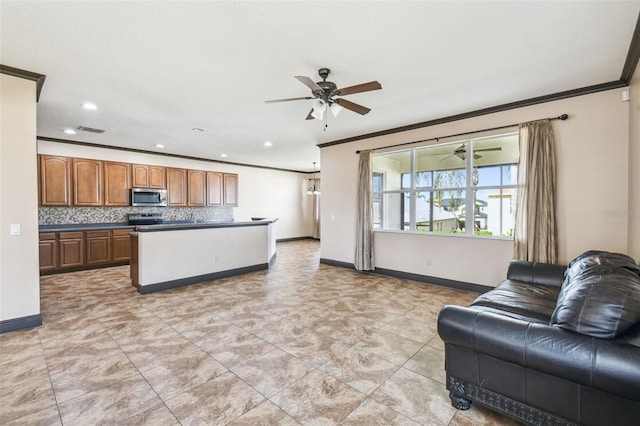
213,255,219,263
10,224,21,235
426,258,432,266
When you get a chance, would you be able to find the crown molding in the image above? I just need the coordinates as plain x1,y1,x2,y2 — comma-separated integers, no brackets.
0,64,46,102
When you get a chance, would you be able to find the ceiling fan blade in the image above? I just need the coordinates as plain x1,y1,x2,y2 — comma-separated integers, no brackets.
305,109,314,120
335,81,382,96
264,96,313,104
474,154,482,159
334,98,371,115
475,147,502,153
295,76,324,93
440,154,456,161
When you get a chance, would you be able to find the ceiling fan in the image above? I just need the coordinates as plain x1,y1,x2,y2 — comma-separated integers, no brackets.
264,67,382,121
436,145,502,161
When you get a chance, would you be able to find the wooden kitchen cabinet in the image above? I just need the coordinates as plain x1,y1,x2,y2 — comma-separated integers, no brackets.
188,169,206,206
104,161,131,206
39,155,72,206
206,172,223,206
112,229,131,262
39,233,57,272
59,231,84,268
73,158,103,206
223,173,239,206
85,230,111,265
167,168,187,206
132,164,165,189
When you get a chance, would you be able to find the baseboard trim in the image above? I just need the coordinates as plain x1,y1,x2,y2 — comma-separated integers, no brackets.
319,258,492,294
276,236,318,242
135,263,268,294
0,314,43,334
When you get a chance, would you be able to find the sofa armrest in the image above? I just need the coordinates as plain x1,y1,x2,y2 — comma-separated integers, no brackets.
438,305,640,400
507,260,566,287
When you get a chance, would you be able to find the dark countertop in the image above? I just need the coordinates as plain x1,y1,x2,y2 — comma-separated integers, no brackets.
39,218,278,233
39,223,134,232
134,218,278,233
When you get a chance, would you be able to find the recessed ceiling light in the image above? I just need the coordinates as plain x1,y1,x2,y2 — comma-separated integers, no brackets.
155,144,165,148
63,128,76,134
264,141,272,147
220,153,228,158
192,127,204,132
82,103,97,110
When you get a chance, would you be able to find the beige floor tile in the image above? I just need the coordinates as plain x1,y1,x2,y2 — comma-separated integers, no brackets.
341,397,421,425
199,332,279,369
0,328,43,366
355,328,423,365
319,345,399,395
270,369,366,424
280,330,351,367
165,371,265,424
116,403,180,425
57,374,161,426
232,347,314,398
370,367,456,425
228,399,299,425
3,403,62,426
403,345,446,384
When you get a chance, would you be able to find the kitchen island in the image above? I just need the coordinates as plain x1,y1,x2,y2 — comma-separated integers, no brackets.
130,218,277,294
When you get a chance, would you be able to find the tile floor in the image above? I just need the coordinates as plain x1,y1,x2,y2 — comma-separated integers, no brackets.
0,240,519,425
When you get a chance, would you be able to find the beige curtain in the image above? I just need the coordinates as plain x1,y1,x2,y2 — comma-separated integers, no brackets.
355,150,375,270
514,119,558,263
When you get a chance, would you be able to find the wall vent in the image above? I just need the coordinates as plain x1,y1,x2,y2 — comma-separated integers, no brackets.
77,126,105,134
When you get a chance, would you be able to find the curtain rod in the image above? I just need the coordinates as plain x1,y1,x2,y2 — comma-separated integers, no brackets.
355,114,568,154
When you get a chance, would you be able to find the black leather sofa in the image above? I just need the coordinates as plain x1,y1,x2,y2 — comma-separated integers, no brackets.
437,251,640,426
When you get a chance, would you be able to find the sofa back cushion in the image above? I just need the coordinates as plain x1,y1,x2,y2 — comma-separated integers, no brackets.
551,251,640,338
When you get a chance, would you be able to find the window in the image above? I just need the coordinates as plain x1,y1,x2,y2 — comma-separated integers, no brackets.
372,133,518,237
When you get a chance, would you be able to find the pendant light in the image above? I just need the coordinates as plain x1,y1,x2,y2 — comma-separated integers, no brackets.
307,162,320,195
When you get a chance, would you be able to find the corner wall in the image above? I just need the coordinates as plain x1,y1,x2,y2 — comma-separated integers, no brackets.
321,88,630,287
37,141,314,240
629,61,640,260
1,74,40,326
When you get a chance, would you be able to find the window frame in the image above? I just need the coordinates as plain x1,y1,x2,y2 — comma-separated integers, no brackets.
372,133,518,239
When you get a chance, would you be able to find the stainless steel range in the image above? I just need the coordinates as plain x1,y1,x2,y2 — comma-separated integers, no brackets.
127,212,164,225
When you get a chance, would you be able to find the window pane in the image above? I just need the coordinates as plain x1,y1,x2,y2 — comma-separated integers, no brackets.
474,188,517,236
475,165,501,187
416,191,433,232
433,190,465,233
433,169,466,189
502,165,518,185
372,172,383,191
373,151,411,190
415,171,432,188
473,134,519,168
401,173,411,189
381,192,406,230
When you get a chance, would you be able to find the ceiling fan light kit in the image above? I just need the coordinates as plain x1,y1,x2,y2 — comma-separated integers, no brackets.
265,67,382,128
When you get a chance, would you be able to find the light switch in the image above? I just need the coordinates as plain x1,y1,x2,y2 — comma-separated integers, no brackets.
10,224,21,235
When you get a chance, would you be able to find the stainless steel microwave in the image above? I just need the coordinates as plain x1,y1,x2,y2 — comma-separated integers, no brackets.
131,188,167,207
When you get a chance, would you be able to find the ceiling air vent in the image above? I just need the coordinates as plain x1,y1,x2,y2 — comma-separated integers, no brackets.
77,126,105,134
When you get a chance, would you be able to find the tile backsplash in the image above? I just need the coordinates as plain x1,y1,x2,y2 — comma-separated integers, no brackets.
39,206,233,225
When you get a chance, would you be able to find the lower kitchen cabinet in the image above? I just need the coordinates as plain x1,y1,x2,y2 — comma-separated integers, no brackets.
112,229,131,262
86,230,111,265
59,232,84,268
39,227,133,275
39,233,57,271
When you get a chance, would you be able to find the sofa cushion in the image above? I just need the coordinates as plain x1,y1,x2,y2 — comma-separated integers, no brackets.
565,250,640,279
551,265,640,338
471,280,561,322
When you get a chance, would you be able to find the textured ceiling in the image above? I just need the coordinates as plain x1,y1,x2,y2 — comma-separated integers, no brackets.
2,1,639,172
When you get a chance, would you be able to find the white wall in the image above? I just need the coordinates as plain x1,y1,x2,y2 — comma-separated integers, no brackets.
1,74,40,322
38,140,314,240
321,88,630,286
629,62,640,260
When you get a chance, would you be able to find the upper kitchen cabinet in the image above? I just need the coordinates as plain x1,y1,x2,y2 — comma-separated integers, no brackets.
104,161,131,206
167,167,187,206
223,173,238,207
206,172,223,206
39,155,72,206
73,158,103,206
188,169,206,206
132,164,165,189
